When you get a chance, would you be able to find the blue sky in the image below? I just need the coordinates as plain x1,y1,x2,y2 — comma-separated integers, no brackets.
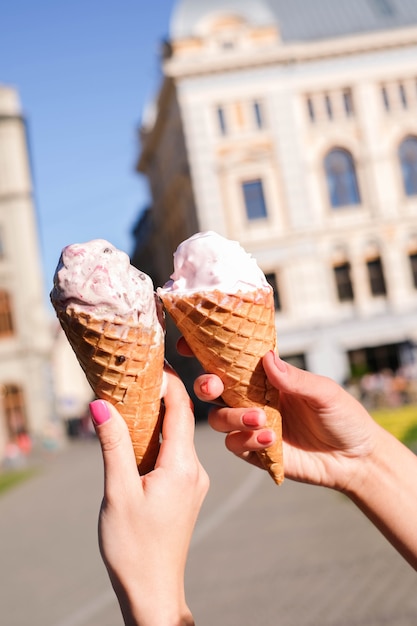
0,0,176,303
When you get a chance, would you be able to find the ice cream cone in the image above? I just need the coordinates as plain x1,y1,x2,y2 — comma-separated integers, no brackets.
160,287,284,484
55,305,164,474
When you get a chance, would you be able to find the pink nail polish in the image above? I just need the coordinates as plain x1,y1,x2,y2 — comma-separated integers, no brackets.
89,400,110,426
242,410,261,428
257,430,275,446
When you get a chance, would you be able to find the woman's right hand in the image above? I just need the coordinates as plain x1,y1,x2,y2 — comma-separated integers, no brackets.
182,339,417,568
193,349,381,494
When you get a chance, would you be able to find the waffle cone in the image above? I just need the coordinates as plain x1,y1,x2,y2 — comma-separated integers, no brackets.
55,306,164,474
160,288,283,484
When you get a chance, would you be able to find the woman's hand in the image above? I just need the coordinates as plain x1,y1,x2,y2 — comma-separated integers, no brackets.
90,365,209,626
190,346,417,569
194,349,378,492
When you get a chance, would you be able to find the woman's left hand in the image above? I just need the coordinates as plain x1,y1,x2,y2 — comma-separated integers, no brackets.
90,365,209,626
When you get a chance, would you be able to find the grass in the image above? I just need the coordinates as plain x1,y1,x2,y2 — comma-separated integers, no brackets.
0,467,37,496
371,404,417,447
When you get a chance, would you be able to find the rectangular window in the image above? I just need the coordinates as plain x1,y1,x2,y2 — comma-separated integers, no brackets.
242,179,268,220
306,97,315,122
381,86,390,111
367,257,387,296
325,94,333,120
216,106,227,135
0,290,14,337
399,83,408,109
333,263,354,302
264,272,281,311
343,89,354,117
253,101,264,129
409,252,417,288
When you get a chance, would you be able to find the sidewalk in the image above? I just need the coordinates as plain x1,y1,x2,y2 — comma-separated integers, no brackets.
0,425,416,626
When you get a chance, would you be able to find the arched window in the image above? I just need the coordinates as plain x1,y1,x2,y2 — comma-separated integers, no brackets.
398,136,417,196
0,290,14,336
3,384,28,438
324,148,361,208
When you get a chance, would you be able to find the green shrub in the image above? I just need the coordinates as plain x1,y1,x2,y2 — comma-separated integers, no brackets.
371,404,417,446
0,467,37,495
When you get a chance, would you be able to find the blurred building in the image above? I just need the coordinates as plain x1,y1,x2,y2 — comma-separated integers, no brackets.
132,0,417,384
51,325,94,439
0,85,54,460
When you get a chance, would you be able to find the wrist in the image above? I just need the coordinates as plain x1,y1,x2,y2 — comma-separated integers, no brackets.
121,604,194,626
340,425,417,568
341,424,388,500
113,577,194,626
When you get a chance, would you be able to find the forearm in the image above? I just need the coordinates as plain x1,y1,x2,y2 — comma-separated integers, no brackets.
345,425,417,570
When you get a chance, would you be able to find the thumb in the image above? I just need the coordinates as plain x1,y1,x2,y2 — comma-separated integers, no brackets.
263,351,338,404
89,400,140,500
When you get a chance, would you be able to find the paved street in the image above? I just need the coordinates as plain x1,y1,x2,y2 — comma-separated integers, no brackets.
1,424,417,626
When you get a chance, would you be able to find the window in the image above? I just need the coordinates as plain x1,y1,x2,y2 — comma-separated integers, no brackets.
216,106,227,135
399,83,408,109
253,101,264,129
409,252,417,288
381,86,390,111
306,97,315,122
333,262,354,302
343,89,354,116
285,353,306,370
305,89,355,124
367,257,387,296
399,136,417,196
221,40,235,50
324,148,361,208
265,272,281,311
324,94,333,120
241,179,268,220
0,290,14,337
4,384,27,439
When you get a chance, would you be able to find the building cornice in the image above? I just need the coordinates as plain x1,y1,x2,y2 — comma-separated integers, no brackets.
164,25,417,79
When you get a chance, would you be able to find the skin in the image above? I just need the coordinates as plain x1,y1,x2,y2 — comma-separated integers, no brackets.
90,366,209,626
189,346,417,570
91,344,417,625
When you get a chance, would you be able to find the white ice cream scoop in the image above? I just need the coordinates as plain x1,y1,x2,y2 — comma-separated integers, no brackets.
159,231,269,295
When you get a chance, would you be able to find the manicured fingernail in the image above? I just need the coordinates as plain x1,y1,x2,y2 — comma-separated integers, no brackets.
269,351,286,373
89,400,111,426
257,430,275,446
242,410,264,428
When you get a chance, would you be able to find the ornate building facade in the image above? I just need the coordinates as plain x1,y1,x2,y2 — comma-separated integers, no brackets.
132,0,417,385
0,85,53,459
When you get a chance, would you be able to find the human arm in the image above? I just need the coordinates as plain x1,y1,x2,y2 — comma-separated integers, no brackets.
89,366,209,626
193,348,417,569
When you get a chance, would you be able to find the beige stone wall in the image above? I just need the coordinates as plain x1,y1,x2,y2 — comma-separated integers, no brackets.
137,14,417,382
0,86,53,460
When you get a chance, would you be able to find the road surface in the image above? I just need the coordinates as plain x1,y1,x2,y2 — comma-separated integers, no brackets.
1,424,416,625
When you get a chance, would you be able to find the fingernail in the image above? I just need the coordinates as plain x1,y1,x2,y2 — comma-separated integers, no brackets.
269,351,286,373
200,379,210,396
242,410,264,428
89,400,111,426
257,430,275,446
